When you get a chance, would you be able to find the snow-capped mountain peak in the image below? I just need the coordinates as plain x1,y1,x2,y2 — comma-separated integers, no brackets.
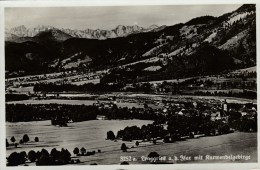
5,24,160,40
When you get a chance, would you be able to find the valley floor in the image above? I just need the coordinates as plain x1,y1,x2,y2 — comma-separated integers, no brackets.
6,94,257,106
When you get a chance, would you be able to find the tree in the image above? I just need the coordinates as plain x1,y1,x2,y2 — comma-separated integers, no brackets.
6,139,9,147
41,149,50,157
60,148,71,163
80,147,86,155
163,136,170,143
73,147,79,155
135,141,139,147
36,149,53,166
148,151,160,161
28,150,37,162
10,136,16,144
7,152,19,166
50,148,59,159
153,139,157,144
107,131,116,140
20,151,27,160
120,161,129,165
121,143,127,152
36,151,41,160
239,117,257,132
34,137,39,142
36,154,53,166
19,139,24,144
90,163,98,165
23,134,29,144
7,152,26,166
218,124,230,134
144,103,148,109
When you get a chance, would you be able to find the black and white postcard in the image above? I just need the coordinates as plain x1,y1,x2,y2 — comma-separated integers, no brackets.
0,0,259,170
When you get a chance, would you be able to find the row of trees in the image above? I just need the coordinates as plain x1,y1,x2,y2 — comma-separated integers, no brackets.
98,105,164,120
114,123,166,141
7,148,72,166
193,90,256,99
107,110,257,143
33,81,155,94
6,94,30,102
6,135,38,147
73,147,101,156
226,71,256,79
6,104,98,122
33,82,125,93
32,80,256,100
7,146,103,166
6,103,162,123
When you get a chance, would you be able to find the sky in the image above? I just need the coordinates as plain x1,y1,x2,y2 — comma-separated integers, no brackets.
5,4,242,30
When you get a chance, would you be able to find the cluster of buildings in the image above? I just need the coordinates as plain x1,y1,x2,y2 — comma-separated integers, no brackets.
5,70,107,92
91,96,256,124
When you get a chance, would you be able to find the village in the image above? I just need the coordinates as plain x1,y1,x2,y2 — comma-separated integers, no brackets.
5,94,257,165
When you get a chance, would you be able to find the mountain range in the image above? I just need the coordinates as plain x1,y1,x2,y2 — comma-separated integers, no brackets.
5,4,256,82
5,24,161,41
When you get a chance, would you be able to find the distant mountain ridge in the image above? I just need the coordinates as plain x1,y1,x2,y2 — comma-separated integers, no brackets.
5,4,256,80
5,24,160,41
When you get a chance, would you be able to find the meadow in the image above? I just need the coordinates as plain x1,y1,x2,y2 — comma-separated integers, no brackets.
6,119,257,165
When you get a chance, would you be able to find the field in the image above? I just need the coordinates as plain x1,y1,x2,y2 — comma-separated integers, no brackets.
6,120,152,160
231,66,256,73
123,93,257,104
6,99,145,108
6,120,257,165
71,79,100,85
7,93,257,108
